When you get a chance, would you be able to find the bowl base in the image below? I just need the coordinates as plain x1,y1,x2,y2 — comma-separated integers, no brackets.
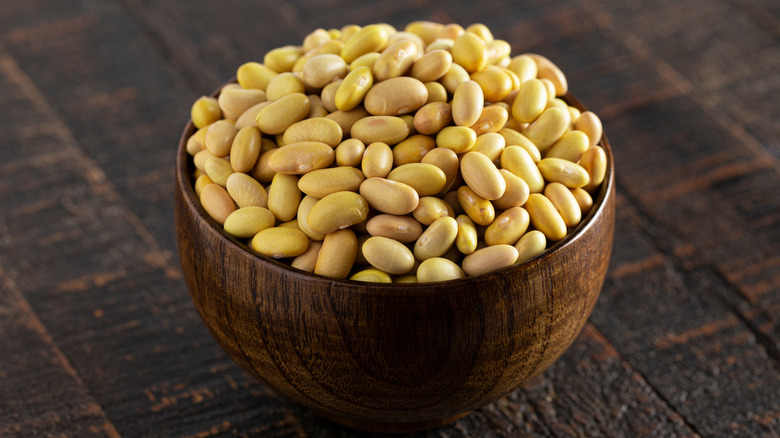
319,411,472,434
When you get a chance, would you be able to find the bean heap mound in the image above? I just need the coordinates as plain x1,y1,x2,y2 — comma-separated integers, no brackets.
186,21,607,283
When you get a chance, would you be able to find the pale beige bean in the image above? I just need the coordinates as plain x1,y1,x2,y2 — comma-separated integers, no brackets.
457,185,495,226
230,126,262,173
282,118,343,147
307,94,328,118
537,157,590,188
205,120,237,156
545,182,581,227
320,80,341,112
303,28,331,52
200,184,235,225
335,138,366,167
574,111,603,147
362,236,415,274
366,214,423,243
500,146,545,193
393,135,436,165
417,257,466,282
507,54,537,83
373,40,418,81
413,102,452,135
471,132,506,161
545,130,589,162
523,107,569,152
351,268,393,283
267,141,335,174
421,147,459,195
460,151,506,200
452,32,487,73
226,172,268,208
296,195,326,241
186,125,209,156
251,227,309,259
291,241,322,272
314,229,358,278
529,53,568,96
424,81,448,103
255,92,311,135
436,126,476,153
514,230,547,263
410,49,452,82
387,31,425,55
350,116,410,145
194,174,214,198
297,166,365,198
278,219,300,230
251,149,278,183
469,105,509,136
267,173,301,222
364,77,428,116
414,216,458,261
237,62,277,91
204,157,234,187
191,96,222,129
525,193,567,241
325,106,370,137
455,214,478,254
452,80,483,127
265,72,305,101
405,21,444,45
235,101,270,130
440,62,470,94
493,169,530,210
462,244,518,276
218,88,266,120
341,24,389,64
511,78,547,123
359,177,419,215
223,206,276,238
571,187,593,214
301,54,348,89
412,196,453,225
307,191,369,234
579,145,607,192
335,66,374,112
361,141,394,178
484,207,530,246
264,45,303,73
387,163,447,196
193,149,217,172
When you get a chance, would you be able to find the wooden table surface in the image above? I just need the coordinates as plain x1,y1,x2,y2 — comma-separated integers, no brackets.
1,0,778,436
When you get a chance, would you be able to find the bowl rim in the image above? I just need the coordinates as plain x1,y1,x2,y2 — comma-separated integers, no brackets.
177,80,614,292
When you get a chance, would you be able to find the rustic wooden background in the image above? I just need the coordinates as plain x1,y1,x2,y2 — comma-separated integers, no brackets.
0,0,778,436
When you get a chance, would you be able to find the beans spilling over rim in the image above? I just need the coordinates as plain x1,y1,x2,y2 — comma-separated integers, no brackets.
186,21,607,283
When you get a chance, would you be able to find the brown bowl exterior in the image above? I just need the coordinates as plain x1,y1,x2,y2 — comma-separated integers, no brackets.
175,89,615,433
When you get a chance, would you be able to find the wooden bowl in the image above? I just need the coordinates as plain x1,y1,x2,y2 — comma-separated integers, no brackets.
175,85,615,434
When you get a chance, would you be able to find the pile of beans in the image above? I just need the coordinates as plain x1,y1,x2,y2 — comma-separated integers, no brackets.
186,21,606,283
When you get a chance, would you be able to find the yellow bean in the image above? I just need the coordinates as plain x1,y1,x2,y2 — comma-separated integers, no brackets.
500,146,545,193
296,195,326,241
395,274,419,283
186,125,209,156
359,177,419,215
205,120,237,157
498,127,539,162
457,185,495,226
540,78,556,100
340,24,389,63
235,101,270,130
303,29,332,52
325,106,370,137
568,106,581,127
301,54,348,89
523,107,569,152
236,62,277,91
387,163,447,196
294,40,345,73
251,149,278,184
361,141,394,178
278,219,301,230
362,236,415,274
230,126,261,173
297,166,365,198
291,241,322,272
193,149,217,172
350,116,410,145
421,147,459,195
486,39,511,64
364,77,428,116
525,193,567,241
200,184,235,225
320,79,341,112
191,96,222,130
266,141,335,175
455,214,478,254
545,130,589,162
366,214,423,243
226,172,268,208
574,111,603,147
350,52,381,70
469,105,509,136
267,173,301,222
410,49,452,82
413,102,452,135
537,157,590,188
452,80,484,127
417,257,466,282
194,174,214,198
335,138,366,167
529,53,568,96
471,67,513,102
436,126,477,153
255,92,311,135
414,216,458,260
307,191,369,234
511,78,547,123
351,268,393,283
571,187,593,214
493,169,530,210
460,151,506,200
282,118,343,147
335,66,374,112
218,88,266,120
440,23,465,39
465,23,493,42
265,72,305,101
424,81,448,103
544,182,581,228
440,62,470,94
452,32,487,73
514,230,547,263
471,132,506,161
462,244,518,276
314,228,358,278
374,40,418,81
484,207,530,246
579,145,607,192
204,157,233,187
393,135,436,165
223,206,276,238
507,54,537,83
339,24,361,42
412,196,453,225
264,45,303,73
252,227,309,259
